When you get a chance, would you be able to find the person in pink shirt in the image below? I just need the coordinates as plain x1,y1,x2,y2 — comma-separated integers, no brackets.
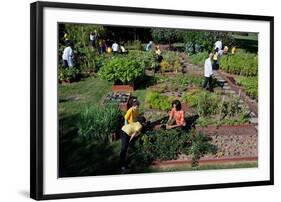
166,100,186,129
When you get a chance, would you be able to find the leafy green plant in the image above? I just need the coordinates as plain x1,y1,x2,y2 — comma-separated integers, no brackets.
189,131,217,167
145,91,172,111
220,51,258,77
236,76,258,100
129,129,217,167
77,104,122,144
125,40,143,50
58,66,80,83
160,60,170,72
188,51,208,65
98,55,144,84
183,91,220,117
160,51,182,72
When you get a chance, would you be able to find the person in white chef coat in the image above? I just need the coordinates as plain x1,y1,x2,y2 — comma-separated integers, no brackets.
202,51,214,92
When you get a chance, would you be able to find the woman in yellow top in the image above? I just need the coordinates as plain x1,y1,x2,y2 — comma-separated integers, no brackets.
212,48,219,70
120,116,146,173
124,100,139,125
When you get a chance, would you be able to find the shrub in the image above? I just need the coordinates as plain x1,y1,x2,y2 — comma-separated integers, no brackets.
128,50,157,70
58,66,80,83
160,51,182,72
189,131,217,166
77,47,108,74
220,51,258,77
160,60,170,72
125,40,143,50
236,76,258,100
98,55,145,84
188,51,208,65
130,129,217,167
183,91,220,117
77,104,123,143
145,91,171,111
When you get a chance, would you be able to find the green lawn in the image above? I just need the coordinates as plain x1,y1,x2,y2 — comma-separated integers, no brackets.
59,76,112,116
145,162,258,173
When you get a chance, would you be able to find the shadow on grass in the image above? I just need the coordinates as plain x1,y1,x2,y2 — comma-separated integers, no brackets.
59,114,121,177
134,75,157,90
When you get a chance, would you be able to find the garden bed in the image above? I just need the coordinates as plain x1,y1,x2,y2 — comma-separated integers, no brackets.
150,124,258,169
218,70,258,115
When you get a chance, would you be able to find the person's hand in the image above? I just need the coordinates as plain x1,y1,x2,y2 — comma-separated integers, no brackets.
166,124,172,129
129,134,135,143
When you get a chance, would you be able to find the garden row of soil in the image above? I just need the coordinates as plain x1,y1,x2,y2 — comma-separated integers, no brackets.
151,125,258,168
217,70,258,116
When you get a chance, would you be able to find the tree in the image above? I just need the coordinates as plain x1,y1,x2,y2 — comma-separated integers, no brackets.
184,31,235,54
151,28,184,45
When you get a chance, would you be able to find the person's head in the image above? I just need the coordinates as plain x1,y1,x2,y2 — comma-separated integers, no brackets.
224,46,229,53
215,47,219,52
172,100,182,111
208,51,213,59
66,41,72,47
132,100,140,109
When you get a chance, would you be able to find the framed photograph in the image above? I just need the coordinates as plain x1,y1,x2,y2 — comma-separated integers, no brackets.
30,1,274,200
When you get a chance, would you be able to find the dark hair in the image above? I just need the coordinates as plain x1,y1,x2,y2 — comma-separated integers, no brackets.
132,100,140,107
137,116,146,124
172,100,182,111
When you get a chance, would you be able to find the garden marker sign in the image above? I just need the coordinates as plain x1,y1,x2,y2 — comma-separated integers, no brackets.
30,1,274,200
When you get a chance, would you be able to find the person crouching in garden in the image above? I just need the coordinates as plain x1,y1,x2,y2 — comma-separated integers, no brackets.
124,100,139,125
120,116,146,173
166,100,186,129
203,51,214,92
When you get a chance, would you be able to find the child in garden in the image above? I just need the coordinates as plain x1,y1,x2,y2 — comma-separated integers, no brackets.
120,116,146,173
124,100,139,125
166,100,186,129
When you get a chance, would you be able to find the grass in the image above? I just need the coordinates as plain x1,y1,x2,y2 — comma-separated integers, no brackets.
59,76,113,116
145,162,258,173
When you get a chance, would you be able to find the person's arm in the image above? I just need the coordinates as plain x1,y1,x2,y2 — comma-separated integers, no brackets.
167,111,185,129
166,109,174,124
129,131,140,142
124,108,132,125
208,60,213,76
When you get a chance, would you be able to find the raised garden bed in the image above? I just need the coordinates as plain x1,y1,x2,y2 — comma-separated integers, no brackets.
218,70,258,115
103,92,131,112
112,84,134,92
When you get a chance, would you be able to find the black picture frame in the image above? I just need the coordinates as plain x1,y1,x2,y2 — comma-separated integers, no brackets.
30,1,274,200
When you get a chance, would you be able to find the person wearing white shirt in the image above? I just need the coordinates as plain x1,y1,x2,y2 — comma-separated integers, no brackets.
214,40,222,51
203,51,214,91
112,42,119,53
62,43,73,67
